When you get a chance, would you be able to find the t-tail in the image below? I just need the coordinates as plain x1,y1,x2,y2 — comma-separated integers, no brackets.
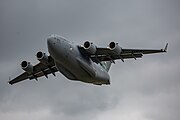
100,61,112,72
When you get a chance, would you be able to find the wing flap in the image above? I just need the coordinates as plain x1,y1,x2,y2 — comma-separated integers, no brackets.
28,66,58,80
91,53,143,62
121,49,165,54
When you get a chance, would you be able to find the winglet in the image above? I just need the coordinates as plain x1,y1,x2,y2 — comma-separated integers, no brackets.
164,43,168,52
8,77,12,85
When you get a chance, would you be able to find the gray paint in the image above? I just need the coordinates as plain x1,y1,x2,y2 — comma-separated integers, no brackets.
0,0,180,120
47,36,110,85
8,36,165,85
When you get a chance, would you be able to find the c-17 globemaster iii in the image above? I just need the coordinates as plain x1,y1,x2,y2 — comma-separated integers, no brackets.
8,35,168,85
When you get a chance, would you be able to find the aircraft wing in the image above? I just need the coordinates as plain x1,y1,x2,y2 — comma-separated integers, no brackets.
80,43,168,63
8,57,58,85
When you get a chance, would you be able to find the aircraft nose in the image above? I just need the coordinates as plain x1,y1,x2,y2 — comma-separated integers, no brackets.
47,36,55,45
47,37,56,53
47,37,52,44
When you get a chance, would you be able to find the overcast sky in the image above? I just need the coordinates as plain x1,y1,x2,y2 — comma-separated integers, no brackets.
0,0,180,120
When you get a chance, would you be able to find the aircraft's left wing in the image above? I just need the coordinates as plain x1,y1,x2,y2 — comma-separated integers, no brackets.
8,54,58,85
79,42,168,63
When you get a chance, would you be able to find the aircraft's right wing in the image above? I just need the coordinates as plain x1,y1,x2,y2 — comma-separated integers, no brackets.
8,54,58,85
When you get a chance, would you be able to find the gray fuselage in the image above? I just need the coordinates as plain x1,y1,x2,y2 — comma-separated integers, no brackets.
47,35,110,85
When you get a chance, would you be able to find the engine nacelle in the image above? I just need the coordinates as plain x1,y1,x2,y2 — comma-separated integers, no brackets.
108,42,122,54
21,61,34,73
83,41,97,54
36,51,49,64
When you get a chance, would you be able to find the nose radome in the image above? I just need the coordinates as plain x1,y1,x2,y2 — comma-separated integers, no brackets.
47,37,53,45
47,37,56,53
47,36,56,46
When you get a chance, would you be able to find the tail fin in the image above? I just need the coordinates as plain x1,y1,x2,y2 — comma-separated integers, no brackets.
100,61,111,72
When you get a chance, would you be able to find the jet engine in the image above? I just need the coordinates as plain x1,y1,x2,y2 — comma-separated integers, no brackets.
36,51,49,64
21,61,34,73
108,42,122,54
83,41,97,54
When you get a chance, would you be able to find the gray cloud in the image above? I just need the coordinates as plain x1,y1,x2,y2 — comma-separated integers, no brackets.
0,0,180,120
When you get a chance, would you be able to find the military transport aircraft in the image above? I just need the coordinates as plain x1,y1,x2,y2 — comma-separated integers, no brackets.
8,35,168,85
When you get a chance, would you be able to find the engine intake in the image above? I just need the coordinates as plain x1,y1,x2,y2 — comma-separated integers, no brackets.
36,51,49,64
108,42,122,54
21,61,34,73
83,41,97,54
